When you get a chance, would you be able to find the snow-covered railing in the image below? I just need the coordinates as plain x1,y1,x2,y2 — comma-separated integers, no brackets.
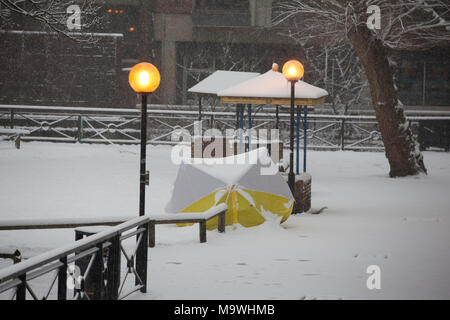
0,216,149,300
1,104,449,151
0,216,133,231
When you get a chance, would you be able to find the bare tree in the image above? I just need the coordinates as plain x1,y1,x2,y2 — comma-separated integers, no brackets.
295,37,369,115
275,0,450,177
0,0,102,42
138,0,152,61
178,34,267,109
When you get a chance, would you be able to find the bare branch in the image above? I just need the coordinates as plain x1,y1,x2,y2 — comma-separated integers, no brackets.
0,0,103,43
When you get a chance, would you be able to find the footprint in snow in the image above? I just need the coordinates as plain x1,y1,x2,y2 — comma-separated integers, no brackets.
300,295,343,300
165,261,182,265
273,258,289,262
353,253,390,259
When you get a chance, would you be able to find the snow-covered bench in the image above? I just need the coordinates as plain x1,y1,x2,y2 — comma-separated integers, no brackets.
0,216,132,231
148,203,227,247
0,128,31,149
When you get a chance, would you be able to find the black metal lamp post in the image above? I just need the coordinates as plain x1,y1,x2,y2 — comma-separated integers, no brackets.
282,60,305,194
128,62,161,216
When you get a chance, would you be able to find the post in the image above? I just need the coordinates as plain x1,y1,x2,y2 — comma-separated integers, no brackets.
340,119,345,150
199,221,207,243
13,250,21,264
148,221,156,248
236,104,240,129
16,274,26,300
57,257,68,300
105,235,121,300
239,104,244,154
198,95,202,122
303,106,308,173
10,109,14,129
136,224,148,293
75,230,83,241
275,105,279,129
89,244,105,300
77,115,83,142
296,105,300,175
247,104,252,151
139,94,148,217
14,135,21,150
218,211,226,233
288,81,295,194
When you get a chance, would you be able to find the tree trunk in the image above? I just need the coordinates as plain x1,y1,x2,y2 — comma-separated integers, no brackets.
346,25,427,177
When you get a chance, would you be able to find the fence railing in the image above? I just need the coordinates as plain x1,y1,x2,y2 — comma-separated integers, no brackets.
1,104,450,151
0,216,149,300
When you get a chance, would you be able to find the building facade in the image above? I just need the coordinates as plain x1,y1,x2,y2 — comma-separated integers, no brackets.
0,0,448,109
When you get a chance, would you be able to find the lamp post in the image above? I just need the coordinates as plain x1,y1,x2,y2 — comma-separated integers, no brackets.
282,60,304,195
128,62,161,216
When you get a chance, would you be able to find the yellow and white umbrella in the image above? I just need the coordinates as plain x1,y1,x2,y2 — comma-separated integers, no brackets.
165,148,294,230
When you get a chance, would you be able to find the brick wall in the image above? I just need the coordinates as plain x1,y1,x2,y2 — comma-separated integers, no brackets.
294,173,312,213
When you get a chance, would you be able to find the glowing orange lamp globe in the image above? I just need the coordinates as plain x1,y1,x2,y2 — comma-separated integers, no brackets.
129,62,161,93
282,60,304,82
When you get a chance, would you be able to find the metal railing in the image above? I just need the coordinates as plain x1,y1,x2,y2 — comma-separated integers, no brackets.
0,217,149,300
1,104,450,151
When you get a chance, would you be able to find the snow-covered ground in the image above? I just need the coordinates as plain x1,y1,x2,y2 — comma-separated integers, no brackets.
0,141,449,299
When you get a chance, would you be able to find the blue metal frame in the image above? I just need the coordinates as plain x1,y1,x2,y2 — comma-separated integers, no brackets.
303,105,308,172
296,105,300,175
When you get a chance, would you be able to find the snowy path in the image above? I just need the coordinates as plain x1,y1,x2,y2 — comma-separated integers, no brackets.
1,141,449,299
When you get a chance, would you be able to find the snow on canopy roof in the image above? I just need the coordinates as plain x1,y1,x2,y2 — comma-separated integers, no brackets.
187,70,260,95
217,67,328,105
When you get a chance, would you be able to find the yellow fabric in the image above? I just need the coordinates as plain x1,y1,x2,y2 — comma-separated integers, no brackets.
177,188,293,230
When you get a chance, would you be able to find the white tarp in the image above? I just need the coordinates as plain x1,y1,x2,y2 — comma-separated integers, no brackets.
165,148,293,214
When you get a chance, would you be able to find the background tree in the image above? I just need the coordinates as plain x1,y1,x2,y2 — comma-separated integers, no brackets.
275,0,450,177
0,0,101,42
178,35,269,110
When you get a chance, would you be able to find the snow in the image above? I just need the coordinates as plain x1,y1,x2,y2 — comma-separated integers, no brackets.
295,172,312,183
0,216,131,228
218,68,329,100
0,30,123,38
0,129,30,135
1,141,450,299
187,70,260,95
150,203,227,221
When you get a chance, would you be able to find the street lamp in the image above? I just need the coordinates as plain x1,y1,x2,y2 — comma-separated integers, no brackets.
282,59,304,195
129,62,161,216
